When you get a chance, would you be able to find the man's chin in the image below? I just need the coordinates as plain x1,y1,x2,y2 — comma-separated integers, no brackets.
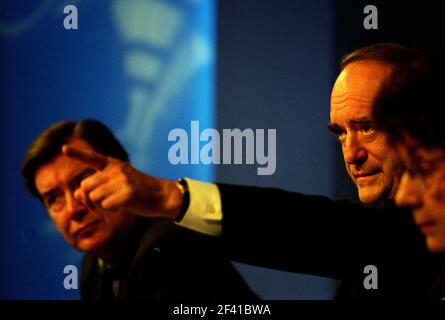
358,187,385,207
426,237,445,254
74,235,111,253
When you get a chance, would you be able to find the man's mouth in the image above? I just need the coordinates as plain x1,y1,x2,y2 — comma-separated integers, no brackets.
416,221,437,235
353,172,379,179
73,221,100,238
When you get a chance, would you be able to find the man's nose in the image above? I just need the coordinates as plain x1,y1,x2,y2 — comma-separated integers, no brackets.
343,134,367,164
66,192,87,221
395,173,423,209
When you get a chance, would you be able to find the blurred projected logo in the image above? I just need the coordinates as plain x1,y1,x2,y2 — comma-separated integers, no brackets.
112,0,213,168
1,0,213,171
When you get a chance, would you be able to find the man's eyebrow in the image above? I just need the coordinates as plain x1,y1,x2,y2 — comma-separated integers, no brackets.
327,122,343,134
41,188,57,200
349,117,374,126
39,168,96,199
328,117,375,134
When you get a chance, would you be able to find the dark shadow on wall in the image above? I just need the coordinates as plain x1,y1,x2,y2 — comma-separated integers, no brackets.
216,0,338,299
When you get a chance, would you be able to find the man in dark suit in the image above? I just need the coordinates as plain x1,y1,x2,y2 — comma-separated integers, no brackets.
21,119,258,300
210,43,444,299
212,43,444,299
46,44,445,299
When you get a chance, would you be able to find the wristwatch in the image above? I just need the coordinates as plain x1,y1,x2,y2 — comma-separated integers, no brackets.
175,178,190,222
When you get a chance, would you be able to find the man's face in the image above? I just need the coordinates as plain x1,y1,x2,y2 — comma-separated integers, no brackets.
329,61,403,206
395,136,445,253
35,138,134,253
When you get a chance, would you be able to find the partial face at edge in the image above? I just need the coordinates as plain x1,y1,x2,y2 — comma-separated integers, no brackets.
395,135,445,253
329,61,403,206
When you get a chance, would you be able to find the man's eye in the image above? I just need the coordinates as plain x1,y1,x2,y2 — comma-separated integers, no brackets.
336,132,346,144
406,168,418,178
45,193,64,211
46,195,56,206
360,125,375,134
417,161,434,176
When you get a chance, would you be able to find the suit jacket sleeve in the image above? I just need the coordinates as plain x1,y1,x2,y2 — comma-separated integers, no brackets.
217,183,429,280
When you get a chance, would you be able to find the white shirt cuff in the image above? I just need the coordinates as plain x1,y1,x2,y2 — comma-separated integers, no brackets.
174,178,222,237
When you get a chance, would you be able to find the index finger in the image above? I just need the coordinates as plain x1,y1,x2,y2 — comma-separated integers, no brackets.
62,145,109,170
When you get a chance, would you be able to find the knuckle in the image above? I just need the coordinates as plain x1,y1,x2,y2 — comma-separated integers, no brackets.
80,179,89,189
119,165,132,183
89,190,98,202
122,185,134,201
101,199,110,209
121,163,131,175
112,163,127,176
